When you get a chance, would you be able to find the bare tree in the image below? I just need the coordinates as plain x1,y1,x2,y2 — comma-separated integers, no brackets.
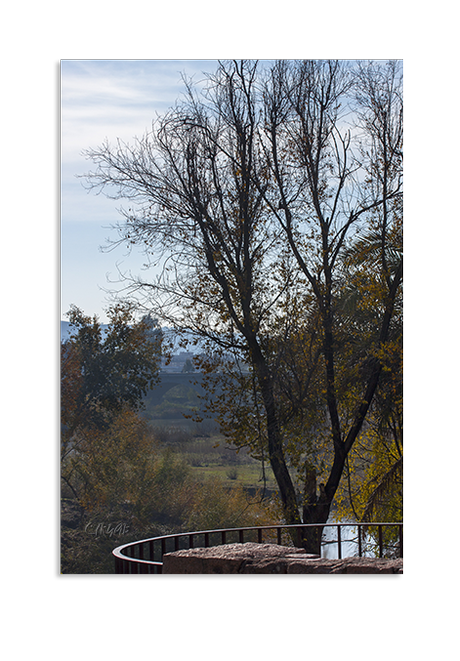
261,60,402,546
83,60,402,551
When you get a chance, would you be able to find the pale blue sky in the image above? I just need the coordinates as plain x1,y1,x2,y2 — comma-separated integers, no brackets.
61,60,218,322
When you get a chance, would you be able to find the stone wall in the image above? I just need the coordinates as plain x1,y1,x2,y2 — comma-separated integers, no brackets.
162,542,403,574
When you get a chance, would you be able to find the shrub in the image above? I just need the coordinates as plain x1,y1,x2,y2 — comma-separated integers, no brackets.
226,467,238,480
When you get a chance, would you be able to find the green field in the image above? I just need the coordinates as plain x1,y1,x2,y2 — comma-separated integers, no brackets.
147,422,278,493
142,377,278,495
189,463,277,491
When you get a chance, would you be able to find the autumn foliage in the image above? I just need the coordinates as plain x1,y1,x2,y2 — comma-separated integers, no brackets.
61,303,277,573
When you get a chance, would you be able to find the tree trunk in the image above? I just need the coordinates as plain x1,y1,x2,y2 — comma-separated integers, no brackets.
299,465,327,554
250,340,300,528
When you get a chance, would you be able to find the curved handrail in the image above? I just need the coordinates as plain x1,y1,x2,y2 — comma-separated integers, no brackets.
112,522,403,574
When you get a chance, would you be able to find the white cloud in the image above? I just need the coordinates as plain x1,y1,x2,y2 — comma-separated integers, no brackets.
61,60,219,318
61,60,217,167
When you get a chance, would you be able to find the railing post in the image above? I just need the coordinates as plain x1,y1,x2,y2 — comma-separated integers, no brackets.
378,525,383,558
399,524,403,558
277,527,281,545
239,529,244,543
337,525,342,559
358,525,362,557
296,527,302,548
258,528,263,544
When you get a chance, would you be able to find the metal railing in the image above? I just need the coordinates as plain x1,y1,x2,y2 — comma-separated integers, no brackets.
112,522,403,574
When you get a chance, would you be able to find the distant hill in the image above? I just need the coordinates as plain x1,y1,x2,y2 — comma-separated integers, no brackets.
60,320,109,343
60,320,75,342
60,320,203,354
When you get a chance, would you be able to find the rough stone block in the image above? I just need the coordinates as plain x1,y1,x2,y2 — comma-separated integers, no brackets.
286,559,341,574
328,557,403,574
162,542,403,574
163,542,319,574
